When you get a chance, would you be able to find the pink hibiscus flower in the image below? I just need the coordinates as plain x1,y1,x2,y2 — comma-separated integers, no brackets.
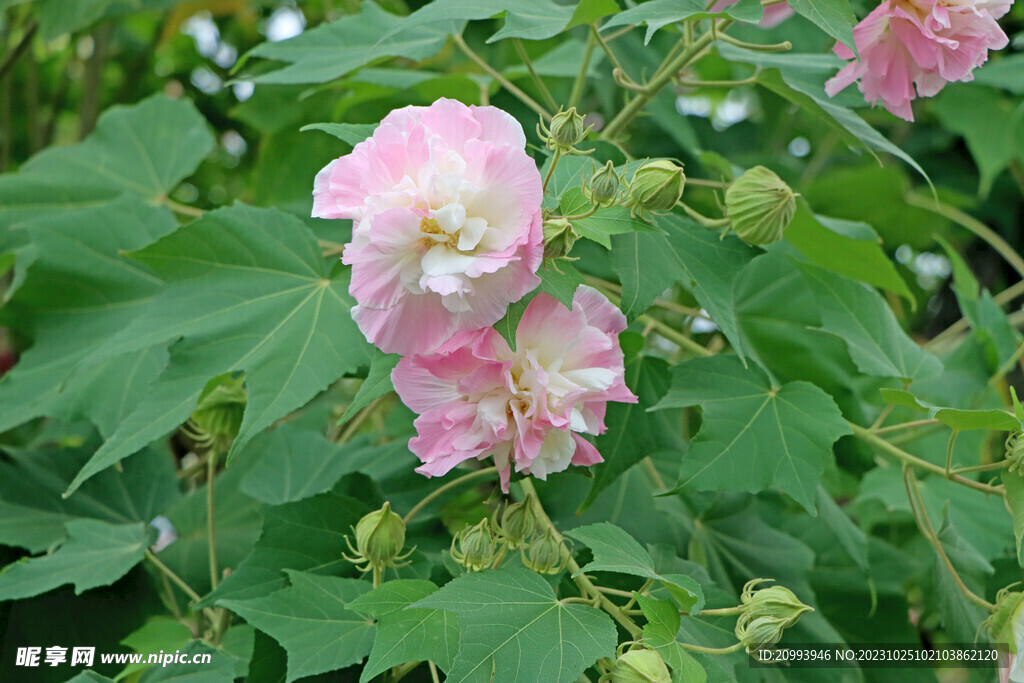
825,0,1011,121
391,286,638,491
313,98,543,355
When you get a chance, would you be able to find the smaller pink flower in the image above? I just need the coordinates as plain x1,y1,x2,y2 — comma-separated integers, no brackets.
711,0,795,28
825,0,1011,121
392,286,638,491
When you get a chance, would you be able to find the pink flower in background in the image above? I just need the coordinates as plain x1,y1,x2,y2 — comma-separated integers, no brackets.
711,0,795,27
825,0,1012,121
392,287,637,491
313,98,543,355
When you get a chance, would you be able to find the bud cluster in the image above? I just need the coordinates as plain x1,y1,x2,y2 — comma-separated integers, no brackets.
343,502,414,573
448,495,568,574
734,579,813,653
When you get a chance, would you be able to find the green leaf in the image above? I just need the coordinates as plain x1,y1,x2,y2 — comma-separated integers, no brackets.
602,0,762,44
0,440,179,554
0,95,213,223
239,427,375,504
815,487,868,572
221,571,375,682
1004,473,1024,568
558,187,660,249
537,260,583,309
300,122,378,146
798,262,943,382
116,618,193,681
655,355,851,512
973,54,1024,95
932,511,993,643
488,0,575,42
784,204,913,303
566,0,622,30
930,85,1022,196
248,2,455,84
412,567,616,683
566,523,704,612
611,214,756,353
337,353,400,427
635,594,705,681
0,198,176,437
879,388,1021,432
64,204,375,494
137,640,236,682
199,491,369,608
786,0,856,54
582,352,684,511
65,673,117,683
347,580,459,682
0,519,148,600
34,0,181,40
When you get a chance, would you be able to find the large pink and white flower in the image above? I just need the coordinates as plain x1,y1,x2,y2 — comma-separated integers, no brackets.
391,286,638,491
825,0,1012,121
313,98,543,355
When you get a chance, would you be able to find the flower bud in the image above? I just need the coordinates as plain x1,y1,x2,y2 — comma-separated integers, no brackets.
498,495,538,550
984,587,1024,645
451,518,499,572
625,160,685,218
186,374,247,452
584,161,622,208
521,526,565,575
542,217,578,260
735,614,789,654
740,579,813,627
541,107,589,152
1006,432,1024,475
345,502,408,572
724,166,797,245
607,647,671,683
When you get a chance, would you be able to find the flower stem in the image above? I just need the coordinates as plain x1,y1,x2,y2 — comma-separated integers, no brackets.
848,422,1003,497
207,449,219,591
542,149,562,194
904,192,1024,281
453,33,550,122
678,641,745,655
403,467,498,525
519,478,643,638
569,29,597,108
871,418,940,435
903,466,995,612
146,549,203,605
512,39,558,113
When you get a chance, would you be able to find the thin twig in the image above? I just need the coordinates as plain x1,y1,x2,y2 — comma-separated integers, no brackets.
453,33,550,121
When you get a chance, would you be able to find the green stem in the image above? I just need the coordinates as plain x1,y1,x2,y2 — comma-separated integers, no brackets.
679,202,730,228
453,33,550,121
678,641,745,655
373,566,383,589
602,24,728,140
0,20,36,82
640,314,714,357
568,29,597,108
207,449,220,591
519,479,643,638
927,279,1024,351
904,192,1024,281
590,24,626,75
848,422,1003,497
989,342,1024,388
146,549,203,604
944,430,959,478
675,75,759,88
696,605,744,616
950,462,1008,475
621,579,653,611
512,39,558,112
872,418,939,435
716,33,791,52
403,467,498,525
542,149,562,194
903,467,996,612
164,198,204,217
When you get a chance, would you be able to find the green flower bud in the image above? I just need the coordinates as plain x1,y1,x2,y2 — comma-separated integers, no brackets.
521,526,565,575
735,614,789,654
542,217,578,260
607,647,671,683
584,161,622,208
343,502,408,572
740,579,813,628
724,166,797,245
625,160,685,218
186,374,247,452
498,495,538,550
983,587,1024,646
540,107,589,152
451,518,499,572
1006,432,1024,475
